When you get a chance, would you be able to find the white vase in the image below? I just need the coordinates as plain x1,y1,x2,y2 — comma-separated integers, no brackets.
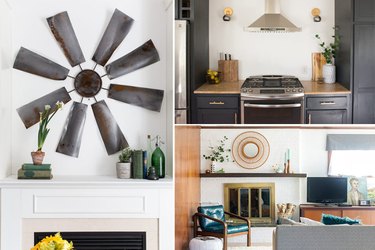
210,162,217,173
116,162,131,178
323,64,336,84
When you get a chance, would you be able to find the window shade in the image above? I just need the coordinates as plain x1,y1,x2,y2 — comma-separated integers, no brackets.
326,134,375,151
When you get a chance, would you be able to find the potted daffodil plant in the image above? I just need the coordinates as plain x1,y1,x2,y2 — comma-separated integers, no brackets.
31,101,64,165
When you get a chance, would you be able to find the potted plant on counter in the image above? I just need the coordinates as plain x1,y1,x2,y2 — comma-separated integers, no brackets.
117,147,133,179
315,27,340,84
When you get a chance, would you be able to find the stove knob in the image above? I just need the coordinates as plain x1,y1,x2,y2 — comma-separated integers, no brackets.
292,89,296,92
249,89,253,92
298,89,303,92
286,89,291,92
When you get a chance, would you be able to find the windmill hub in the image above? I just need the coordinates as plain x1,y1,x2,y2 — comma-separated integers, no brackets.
74,69,102,97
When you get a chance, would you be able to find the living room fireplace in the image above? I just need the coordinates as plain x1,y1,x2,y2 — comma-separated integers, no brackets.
224,183,275,225
0,176,173,250
34,232,146,250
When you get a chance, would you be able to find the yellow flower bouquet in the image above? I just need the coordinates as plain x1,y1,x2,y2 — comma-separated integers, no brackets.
31,233,73,250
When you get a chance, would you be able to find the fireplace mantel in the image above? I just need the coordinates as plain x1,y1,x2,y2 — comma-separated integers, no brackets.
0,175,173,250
0,175,173,188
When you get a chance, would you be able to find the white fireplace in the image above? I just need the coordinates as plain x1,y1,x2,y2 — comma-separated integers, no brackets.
0,176,173,250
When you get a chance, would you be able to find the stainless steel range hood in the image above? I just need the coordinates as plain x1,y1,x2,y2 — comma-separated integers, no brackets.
246,0,301,32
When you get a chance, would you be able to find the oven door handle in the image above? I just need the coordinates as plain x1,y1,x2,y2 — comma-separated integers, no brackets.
243,103,302,108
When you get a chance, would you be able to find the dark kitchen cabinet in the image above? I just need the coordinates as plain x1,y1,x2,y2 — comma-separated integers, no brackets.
176,0,209,123
196,95,240,124
305,95,350,124
336,0,375,123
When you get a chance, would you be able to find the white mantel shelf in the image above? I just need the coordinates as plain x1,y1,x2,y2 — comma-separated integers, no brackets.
0,175,173,188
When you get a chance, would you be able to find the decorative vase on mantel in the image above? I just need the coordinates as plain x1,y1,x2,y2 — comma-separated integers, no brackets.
210,161,217,173
323,64,336,84
31,150,45,165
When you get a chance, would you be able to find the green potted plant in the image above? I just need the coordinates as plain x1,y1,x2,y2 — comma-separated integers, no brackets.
202,136,231,173
116,147,133,178
31,101,64,165
315,27,340,83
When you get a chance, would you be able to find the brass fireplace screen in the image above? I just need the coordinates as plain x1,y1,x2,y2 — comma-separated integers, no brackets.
224,183,275,225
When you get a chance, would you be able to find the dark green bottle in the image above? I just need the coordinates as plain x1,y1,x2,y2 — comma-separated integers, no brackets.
151,135,165,178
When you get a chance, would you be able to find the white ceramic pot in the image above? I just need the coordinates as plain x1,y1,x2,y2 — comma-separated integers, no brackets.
116,162,131,178
189,236,223,250
210,161,217,173
323,64,336,84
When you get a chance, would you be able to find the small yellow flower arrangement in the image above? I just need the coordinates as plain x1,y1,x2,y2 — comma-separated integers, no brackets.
206,69,221,84
31,232,74,250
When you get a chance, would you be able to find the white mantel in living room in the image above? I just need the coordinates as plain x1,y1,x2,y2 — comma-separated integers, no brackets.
0,176,173,250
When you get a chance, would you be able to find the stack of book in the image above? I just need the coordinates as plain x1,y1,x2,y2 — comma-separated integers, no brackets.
17,163,53,179
132,150,148,179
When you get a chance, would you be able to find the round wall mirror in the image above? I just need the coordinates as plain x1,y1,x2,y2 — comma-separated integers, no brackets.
242,143,259,158
232,131,270,169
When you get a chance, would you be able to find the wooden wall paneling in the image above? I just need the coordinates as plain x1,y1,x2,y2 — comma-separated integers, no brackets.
175,126,201,250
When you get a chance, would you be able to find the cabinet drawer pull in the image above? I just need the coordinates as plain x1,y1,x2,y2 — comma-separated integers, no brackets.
320,101,336,105
209,101,225,105
234,112,237,124
308,114,312,124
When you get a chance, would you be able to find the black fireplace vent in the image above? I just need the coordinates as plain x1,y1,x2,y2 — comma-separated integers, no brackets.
34,232,146,250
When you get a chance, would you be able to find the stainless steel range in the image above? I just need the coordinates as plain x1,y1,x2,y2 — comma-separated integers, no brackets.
240,75,305,124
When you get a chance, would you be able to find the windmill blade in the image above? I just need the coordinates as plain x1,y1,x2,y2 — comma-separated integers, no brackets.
13,47,70,80
92,9,134,66
108,84,164,112
47,11,85,67
56,102,87,157
92,100,128,155
105,39,160,80
16,87,72,129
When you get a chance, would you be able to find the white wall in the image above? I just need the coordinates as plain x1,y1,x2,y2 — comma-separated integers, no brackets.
0,0,12,179
8,0,171,176
209,0,335,80
200,127,375,205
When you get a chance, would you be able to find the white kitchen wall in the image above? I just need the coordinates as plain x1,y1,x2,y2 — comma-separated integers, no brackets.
209,0,335,80
200,127,375,205
0,0,12,179
7,0,171,176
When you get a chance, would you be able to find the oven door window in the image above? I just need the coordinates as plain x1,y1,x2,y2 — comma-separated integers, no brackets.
242,101,302,124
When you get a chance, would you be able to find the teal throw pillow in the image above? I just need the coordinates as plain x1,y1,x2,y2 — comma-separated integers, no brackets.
321,213,361,225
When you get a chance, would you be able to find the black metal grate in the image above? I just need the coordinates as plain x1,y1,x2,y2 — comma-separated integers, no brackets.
34,232,146,250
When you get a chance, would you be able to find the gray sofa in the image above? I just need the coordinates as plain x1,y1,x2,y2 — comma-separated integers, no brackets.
273,225,375,250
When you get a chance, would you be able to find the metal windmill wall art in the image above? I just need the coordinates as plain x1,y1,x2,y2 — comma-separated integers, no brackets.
14,9,164,157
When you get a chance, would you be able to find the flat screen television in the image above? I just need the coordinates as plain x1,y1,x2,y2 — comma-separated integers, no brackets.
307,177,347,204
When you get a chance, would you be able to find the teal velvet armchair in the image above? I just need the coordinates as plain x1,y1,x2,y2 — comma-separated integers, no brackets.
192,205,251,250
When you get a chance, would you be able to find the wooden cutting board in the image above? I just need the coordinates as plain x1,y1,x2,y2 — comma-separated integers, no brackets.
312,53,326,82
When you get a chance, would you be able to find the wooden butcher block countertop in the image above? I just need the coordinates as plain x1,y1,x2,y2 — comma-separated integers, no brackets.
194,80,351,95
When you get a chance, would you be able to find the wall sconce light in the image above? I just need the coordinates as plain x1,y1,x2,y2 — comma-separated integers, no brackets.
223,7,233,22
312,8,321,22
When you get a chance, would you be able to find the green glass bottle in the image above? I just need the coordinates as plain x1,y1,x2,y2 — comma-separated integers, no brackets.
151,135,165,178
